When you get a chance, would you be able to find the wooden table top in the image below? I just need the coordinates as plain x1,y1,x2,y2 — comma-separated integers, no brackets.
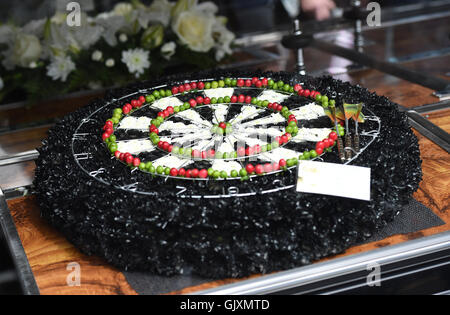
1,17,449,294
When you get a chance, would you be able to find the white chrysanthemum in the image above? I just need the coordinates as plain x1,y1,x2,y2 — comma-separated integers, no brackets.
121,48,150,78
105,58,115,67
46,55,76,82
91,50,103,61
0,76,4,90
161,41,176,60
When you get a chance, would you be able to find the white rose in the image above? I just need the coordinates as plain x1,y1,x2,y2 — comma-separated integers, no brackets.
161,41,176,60
92,50,103,61
172,9,215,52
11,33,42,68
0,76,4,91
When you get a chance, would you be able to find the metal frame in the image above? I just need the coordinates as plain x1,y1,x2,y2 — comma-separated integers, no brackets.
0,188,39,295
197,230,450,295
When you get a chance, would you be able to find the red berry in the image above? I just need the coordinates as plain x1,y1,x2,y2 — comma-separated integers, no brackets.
184,83,191,92
294,84,303,92
168,145,173,153
245,147,253,156
316,147,324,155
105,120,113,127
131,100,139,108
153,128,159,135
191,169,199,178
245,96,252,104
245,79,252,87
139,96,146,103
114,151,121,159
237,79,244,87
323,139,330,148
123,106,131,114
125,155,134,165
190,82,198,90
157,141,164,149
281,135,289,144
167,106,174,115
277,104,283,111
162,142,170,151
316,141,325,151
163,109,170,117
201,151,207,159
199,169,208,178
279,159,287,167
303,89,311,97
246,164,255,174
185,170,192,178
238,95,245,103
255,164,264,175
252,77,258,84
328,139,335,147
231,95,238,103
178,168,186,177
192,150,201,158
262,78,268,86
268,103,273,109
189,99,197,108
196,96,204,104
298,90,304,96
329,132,338,141
264,163,273,173
276,136,282,144
289,114,296,121
178,85,185,93
157,112,165,118
237,147,246,157
272,162,280,171
253,144,261,153
255,80,262,88
198,82,205,90
119,153,125,161
219,122,227,129
102,133,110,141
133,158,141,167
171,86,179,95
167,168,177,177
204,97,211,105
207,149,216,158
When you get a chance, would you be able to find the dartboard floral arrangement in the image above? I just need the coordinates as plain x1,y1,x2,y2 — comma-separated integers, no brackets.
102,76,345,181
34,70,422,278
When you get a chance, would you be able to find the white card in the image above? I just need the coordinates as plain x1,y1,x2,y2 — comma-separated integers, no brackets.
296,161,371,201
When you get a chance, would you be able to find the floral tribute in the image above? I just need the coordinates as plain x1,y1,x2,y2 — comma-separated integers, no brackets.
0,0,235,105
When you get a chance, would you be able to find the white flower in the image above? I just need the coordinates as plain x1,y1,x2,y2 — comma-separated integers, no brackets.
29,61,38,69
113,3,134,17
92,50,103,61
105,58,115,67
0,76,4,91
2,33,42,70
121,48,150,78
119,33,128,43
46,55,76,82
161,41,176,60
213,18,235,61
172,9,215,52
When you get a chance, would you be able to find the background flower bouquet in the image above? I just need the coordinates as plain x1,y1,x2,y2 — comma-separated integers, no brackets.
0,0,235,106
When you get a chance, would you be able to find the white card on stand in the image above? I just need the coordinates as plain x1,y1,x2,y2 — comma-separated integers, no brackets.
296,161,371,201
